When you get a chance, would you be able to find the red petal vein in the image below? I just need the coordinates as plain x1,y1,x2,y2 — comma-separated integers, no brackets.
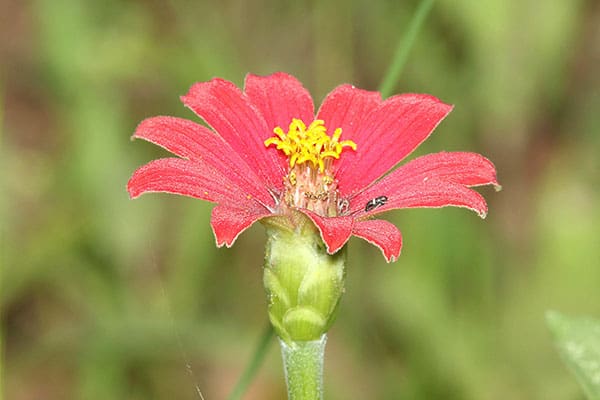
127,158,258,209
316,84,382,145
351,151,498,217
244,72,314,133
133,116,274,206
181,78,286,191
354,179,488,218
385,152,500,188
336,94,452,197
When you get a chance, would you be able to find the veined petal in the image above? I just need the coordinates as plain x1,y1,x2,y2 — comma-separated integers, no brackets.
181,78,286,191
316,84,382,145
244,72,314,132
350,151,498,218
301,211,354,255
211,204,271,247
127,158,258,209
336,94,453,197
352,219,402,263
133,116,210,160
353,179,489,218
381,151,500,188
133,116,275,207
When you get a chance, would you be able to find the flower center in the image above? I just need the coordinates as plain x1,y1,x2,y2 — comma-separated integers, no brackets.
264,118,356,216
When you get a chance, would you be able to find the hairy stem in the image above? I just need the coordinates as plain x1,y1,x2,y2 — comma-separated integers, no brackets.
280,335,327,400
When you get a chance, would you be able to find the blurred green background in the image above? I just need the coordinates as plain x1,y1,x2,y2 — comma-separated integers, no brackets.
2,0,599,399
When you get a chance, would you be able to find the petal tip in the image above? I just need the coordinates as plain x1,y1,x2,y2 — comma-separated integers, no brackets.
180,78,235,105
214,235,235,248
382,245,401,263
245,71,297,82
126,188,137,199
210,205,268,251
352,219,402,263
126,185,137,199
475,202,489,219
126,170,143,199
386,254,399,263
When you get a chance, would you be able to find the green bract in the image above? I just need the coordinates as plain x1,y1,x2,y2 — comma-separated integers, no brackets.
263,215,346,343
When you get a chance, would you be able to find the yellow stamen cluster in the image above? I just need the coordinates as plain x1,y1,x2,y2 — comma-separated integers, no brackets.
264,119,357,173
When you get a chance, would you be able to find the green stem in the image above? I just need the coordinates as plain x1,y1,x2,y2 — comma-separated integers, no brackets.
280,335,327,400
227,324,274,400
378,0,436,98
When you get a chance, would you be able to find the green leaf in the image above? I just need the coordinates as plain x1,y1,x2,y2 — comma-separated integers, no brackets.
546,311,600,400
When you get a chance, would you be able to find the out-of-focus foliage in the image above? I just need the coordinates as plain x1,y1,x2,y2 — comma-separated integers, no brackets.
547,311,600,399
2,0,599,399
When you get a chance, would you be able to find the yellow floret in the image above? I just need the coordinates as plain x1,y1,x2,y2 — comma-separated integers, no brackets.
264,118,356,172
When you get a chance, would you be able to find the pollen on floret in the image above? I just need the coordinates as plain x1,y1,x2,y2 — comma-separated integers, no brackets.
264,118,356,173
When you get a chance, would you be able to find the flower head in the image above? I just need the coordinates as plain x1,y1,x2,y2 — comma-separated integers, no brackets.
128,72,499,262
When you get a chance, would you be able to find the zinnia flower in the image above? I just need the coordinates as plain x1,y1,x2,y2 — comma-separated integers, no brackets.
127,72,499,262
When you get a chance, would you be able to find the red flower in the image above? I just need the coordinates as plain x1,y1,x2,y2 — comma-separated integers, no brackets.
128,72,499,262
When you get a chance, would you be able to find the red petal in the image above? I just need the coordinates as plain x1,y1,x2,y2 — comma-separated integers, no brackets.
181,78,286,191
316,84,382,144
127,158,258,209
133,116,210,160
352,219,402,262
301,211,354,255
335,94,453,197
382,151,500,188
244,72,314,132
353,180,489,218
350,151,498,218
133,116,275,206
211,204,270,247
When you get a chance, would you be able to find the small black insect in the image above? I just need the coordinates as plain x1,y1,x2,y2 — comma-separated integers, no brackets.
364,195,388,212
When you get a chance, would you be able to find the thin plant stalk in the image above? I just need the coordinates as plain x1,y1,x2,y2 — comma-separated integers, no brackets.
227,324,274,400
378,0,436,98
